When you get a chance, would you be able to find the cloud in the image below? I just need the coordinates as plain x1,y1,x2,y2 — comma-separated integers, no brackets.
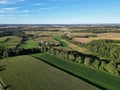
39,7,53,11
21,10,29,13
34,3,44,6
0,0,8,4
0,0,24,4
2,7,20,11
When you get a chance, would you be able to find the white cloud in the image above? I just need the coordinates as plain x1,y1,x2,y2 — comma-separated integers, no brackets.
0,0,25,4
39,7,53,11
0,0,8,4
2,7,20,11
34,3,44,6
21,10,29,13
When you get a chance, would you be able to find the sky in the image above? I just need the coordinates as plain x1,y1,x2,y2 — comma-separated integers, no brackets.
0,0,120,24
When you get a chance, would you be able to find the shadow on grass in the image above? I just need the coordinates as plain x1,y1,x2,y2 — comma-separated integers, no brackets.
0,65,6,72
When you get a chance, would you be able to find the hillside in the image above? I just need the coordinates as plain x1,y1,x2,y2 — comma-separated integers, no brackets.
0,55,98,90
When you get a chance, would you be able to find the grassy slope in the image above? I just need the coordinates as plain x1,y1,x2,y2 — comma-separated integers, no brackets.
32,53,120,90
61,39,91,54
0,36,21,48
19,40,39,49
0,56,98,90
54,37,68,47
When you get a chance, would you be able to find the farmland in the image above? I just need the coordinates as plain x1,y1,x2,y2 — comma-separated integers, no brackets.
32,53,120,90
68,33,120,43
0,25,120,90
0,55,99,90
18,39,39,49
54,37,68,47
0,36,21,48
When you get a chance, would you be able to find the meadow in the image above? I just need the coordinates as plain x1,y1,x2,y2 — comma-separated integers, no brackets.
18,39,39,49
0,55,98,90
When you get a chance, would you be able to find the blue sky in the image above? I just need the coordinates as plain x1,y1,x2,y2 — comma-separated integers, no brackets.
0,0,120,24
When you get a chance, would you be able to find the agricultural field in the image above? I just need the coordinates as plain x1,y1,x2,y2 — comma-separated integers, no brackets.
68,32,120,43
0,55,99,90
24,31,63,37
18,39,39,49
0,36,21,48
34,37,58,43
54,37,68,47
32,53,120,90
61,39,91,54
0,25,120,90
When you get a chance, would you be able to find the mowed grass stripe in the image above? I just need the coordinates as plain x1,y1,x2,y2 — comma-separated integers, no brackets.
0,56,98,90
32,53,120,90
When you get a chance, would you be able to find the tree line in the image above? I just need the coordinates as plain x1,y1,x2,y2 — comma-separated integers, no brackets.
0,45,120,76
43,47,119,76
84,39,120,63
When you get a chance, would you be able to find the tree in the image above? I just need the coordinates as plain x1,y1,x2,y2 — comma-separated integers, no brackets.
84,57,92,66
76,56,83,64
2,51,8,58
92,59,100,69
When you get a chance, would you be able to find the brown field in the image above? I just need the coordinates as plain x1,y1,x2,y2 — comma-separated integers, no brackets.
71,33,120,43
67,33,94,37
24,31,63,36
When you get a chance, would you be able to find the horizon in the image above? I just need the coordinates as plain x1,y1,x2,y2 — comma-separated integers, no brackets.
0,0,120,24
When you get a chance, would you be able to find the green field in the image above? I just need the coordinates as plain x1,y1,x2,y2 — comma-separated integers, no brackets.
0,55,98,90
54,37,68,47
32,53,120,90
18,40,39,49
0,36,21,48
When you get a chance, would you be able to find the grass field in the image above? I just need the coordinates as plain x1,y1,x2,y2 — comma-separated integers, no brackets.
54,37,68,47
61,39,91,54
32,53,120,90
0,55,98,90
18,39,39,49
0,36,21,48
